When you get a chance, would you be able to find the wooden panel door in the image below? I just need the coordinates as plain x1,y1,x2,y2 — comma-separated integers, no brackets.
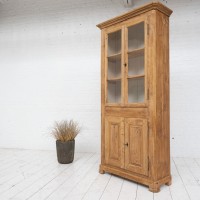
105,116,124,168
125,118,148,176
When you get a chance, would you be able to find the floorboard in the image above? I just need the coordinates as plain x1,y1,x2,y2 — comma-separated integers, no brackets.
0,149,199,200
173,157,200,200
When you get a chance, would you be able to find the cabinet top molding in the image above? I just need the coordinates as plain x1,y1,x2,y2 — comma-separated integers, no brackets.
97,2,173,29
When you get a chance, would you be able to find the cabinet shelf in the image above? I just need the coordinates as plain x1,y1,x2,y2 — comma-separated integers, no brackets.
107,77,121,81
127,74,144,79
128,48,144,58
107,53,121,61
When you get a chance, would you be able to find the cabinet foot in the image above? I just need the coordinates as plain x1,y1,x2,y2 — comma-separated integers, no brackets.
149,183,160,193
165,179,172,186
99,165,105,174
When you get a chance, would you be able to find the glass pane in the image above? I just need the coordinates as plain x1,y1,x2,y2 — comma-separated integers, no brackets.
107,80,121,103
107,29,122,104
128,51,144,76
108,30,121,56
128,77,144,103
108,57,121,79
128,22,144,51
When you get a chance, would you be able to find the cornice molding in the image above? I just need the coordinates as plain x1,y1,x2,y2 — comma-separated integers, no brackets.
97,2,173,29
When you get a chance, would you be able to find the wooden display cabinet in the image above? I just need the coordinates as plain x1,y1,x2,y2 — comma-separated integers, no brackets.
97,2,173,192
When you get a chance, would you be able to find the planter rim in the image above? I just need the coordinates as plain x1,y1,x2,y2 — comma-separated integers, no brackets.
56,139,75,143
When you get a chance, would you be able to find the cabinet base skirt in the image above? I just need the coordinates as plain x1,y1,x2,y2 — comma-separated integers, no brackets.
100,164,171,193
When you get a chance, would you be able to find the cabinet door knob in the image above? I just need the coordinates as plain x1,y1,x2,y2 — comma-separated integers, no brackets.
124,143,128,146
124,63,127,67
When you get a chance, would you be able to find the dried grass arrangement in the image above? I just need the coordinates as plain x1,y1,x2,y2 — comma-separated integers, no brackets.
51,120,80,142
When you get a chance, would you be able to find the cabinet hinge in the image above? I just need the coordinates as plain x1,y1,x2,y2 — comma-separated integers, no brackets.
147,24,150,35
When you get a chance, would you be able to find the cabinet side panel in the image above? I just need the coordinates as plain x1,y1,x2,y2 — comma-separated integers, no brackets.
155,11,170,180
146,11,157,180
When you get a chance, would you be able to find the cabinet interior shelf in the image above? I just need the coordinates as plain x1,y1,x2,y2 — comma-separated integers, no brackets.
107,53,121,61
128,48,144,58
107,77,121,81
127,74,144,79
107,48,144,61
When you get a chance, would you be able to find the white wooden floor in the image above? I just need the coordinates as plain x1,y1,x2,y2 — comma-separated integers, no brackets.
0,149,200,200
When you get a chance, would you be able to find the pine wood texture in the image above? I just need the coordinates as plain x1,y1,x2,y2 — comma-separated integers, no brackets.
105,116,124,169
125,118,148,176
98,2,172,192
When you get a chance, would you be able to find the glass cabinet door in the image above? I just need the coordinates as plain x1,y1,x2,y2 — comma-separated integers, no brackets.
126,22,145,104
106,29,122,104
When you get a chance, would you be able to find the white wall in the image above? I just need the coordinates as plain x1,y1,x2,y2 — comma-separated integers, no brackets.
169,0,200,157
0,0,200,157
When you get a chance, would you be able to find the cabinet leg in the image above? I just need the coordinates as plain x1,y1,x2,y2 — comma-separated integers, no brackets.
149,183,160,193
165,179,172,186
99,165,105,174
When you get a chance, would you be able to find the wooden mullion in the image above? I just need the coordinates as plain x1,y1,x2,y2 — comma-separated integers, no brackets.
121,25,126,106
124,25,128,105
